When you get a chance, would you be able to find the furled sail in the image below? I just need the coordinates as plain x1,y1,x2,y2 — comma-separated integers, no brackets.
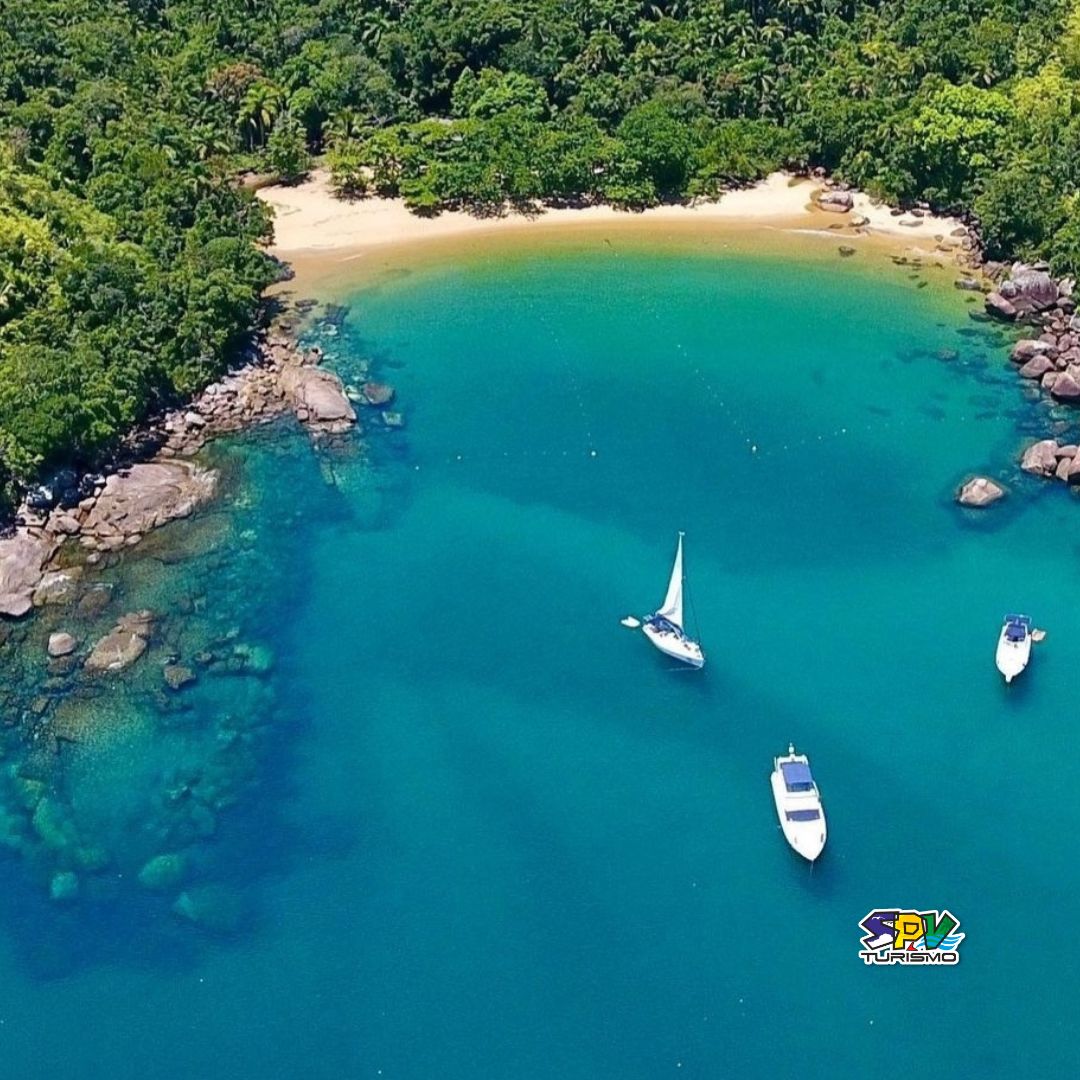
656,533,685,629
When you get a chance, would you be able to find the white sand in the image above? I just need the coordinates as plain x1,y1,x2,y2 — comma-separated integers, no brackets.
257,170,966,258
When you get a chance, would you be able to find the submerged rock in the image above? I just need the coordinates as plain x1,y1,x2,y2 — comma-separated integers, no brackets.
33,567,83,607
0,531,57,618
172,884,246,933
138,852,187,891
957,476,1005,507
361,381,395,406
49,871,79,903
85,611,154,672
47,632,77,658
77,586,113,619
163,663,196,691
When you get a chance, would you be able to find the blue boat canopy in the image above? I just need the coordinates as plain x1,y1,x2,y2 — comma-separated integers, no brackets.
1004,615,1031,642
781,760,815,791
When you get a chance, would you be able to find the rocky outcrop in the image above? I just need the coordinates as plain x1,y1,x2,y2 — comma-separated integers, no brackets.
1051,369,1080,401
987,263,1065,320
80,462,217,552
0,532,57,618
279,365,357,434
84,611,153,673
957,477,1005,507
1021,440,1060,477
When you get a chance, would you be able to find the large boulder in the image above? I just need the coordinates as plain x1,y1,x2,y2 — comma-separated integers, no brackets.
958,477,1005,507
84,611,153,673
985,292,1018,320
1051,369,1080,401
1019,354,1055,379
0,531,56,618
1021,440,1060,477
279,365,357,434
82,462,217,547
817,190,853,213
1000,267,1059,315
1010,339,1055,363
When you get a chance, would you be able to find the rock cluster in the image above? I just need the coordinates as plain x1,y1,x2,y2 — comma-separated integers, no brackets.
1020,439,1080,485
985,263,1074,321
0,318,362,620
79,461,219,553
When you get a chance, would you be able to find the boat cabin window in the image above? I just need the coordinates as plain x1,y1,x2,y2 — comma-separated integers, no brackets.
786,809,821,822
780,761,815,793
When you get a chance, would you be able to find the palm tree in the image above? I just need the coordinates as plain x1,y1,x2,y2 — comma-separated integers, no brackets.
239,82,284,149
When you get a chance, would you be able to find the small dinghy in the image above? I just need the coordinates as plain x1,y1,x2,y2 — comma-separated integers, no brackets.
771,745,826,862
640,532,704,669
996,614,1032,683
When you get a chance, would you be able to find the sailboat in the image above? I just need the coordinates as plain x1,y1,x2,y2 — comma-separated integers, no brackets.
641,532,705,668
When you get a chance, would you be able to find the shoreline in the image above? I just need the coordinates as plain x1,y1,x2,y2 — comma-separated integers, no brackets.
257,171,977,295
258,170,971,255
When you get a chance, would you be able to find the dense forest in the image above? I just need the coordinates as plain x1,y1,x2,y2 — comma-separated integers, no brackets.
2,0,1079,500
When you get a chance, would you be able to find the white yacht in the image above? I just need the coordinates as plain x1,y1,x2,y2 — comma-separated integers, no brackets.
771,745,826,862
641,532,704,669
995,614,1032,683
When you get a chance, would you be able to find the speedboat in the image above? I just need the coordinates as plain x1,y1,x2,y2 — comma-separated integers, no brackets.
995,614,1032,683
771,745,826,862
641,532,704,668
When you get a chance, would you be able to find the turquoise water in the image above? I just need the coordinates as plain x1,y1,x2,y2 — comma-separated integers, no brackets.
0,234,1076,1078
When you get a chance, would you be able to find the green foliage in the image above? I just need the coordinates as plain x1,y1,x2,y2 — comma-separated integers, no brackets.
265,112,311,183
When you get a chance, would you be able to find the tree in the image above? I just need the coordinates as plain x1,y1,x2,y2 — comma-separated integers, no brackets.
265,111,311,182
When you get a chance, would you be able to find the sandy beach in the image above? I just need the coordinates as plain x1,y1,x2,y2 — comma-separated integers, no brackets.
257,170,968,273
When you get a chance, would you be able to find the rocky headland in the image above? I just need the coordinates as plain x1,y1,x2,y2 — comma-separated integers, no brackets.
0,319,367,619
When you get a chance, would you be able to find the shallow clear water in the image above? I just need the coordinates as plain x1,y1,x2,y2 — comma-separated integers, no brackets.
0,235,1075,1078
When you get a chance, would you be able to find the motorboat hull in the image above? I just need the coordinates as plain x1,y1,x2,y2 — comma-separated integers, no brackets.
771,752,826,862
995,630,1031,684
642,621,705,668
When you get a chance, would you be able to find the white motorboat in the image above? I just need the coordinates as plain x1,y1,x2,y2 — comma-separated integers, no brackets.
641,532,704,668
771,745,826,862
996,614,1032,683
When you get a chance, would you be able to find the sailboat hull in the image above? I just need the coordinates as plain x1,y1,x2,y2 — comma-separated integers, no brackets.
642,622,705,668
